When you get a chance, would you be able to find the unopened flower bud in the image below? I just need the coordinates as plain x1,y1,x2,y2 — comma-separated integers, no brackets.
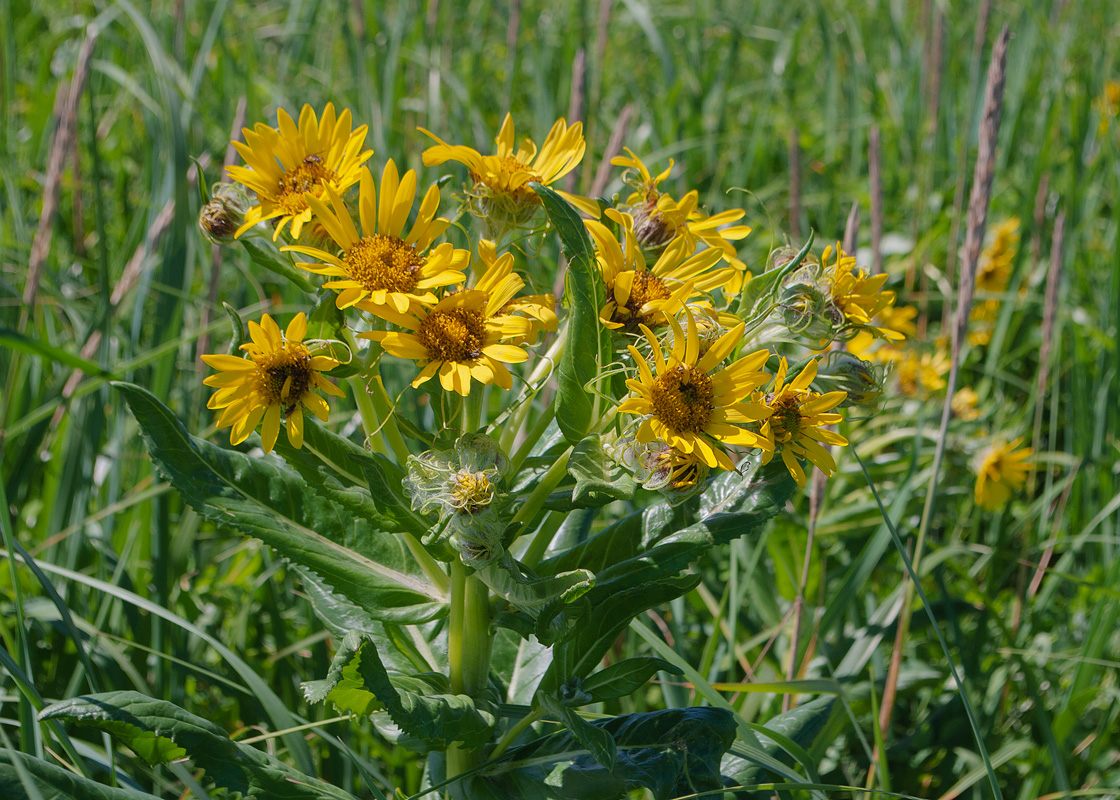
814,351,885,408
199,183,248,244
777,281,834,339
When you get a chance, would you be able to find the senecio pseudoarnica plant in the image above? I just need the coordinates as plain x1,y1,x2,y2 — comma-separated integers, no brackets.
73,103,910,800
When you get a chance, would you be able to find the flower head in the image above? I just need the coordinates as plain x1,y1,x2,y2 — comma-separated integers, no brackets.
586,212,735,332
616,425,710,506
199,183,249,244
202,313,344,452
282,161,467,316
360,288,534,396
618,310,773,471
952,387,982,421
822,243,900,342
974,437,1032,510
975,218,1020,295
755,358,848,487
612,148,752,292
226,103,372,240
420,114,591,230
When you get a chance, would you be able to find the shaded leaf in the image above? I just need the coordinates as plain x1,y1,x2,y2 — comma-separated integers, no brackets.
567,435,636,507
0,751,161,800
579,657,682,703
722,697,836,796
478,553,595,615
115,383,446,624
536,692,617,771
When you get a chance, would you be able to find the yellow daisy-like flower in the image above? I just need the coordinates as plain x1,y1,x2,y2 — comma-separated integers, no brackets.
612,148,752,292
201,313,344,453
420,114,594,223
586,211,735,332
848,304,919,361
1095,79,1120,134
360,289,534,396
282,162,468,316
474,239,558,344
618,310,773,471
952,387,982,421
227,103,372,241
974,437,1032,510
975,218,1020,295
755,358,848,487
822,243,900,341
893,347,950,398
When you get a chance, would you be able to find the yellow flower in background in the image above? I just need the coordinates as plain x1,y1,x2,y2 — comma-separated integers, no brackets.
202,313,344,453
611,148,752,292
755,357,847,487
420,113,594,223
974,438,1032,510
822,243,901,341
586,211,735,332
282,162,468,316
894,347,950,398
473,239,557,344
1095,79,1120,133
618,310,773,471
361,288,534,396
847,304,918,361
952,387,982,421
975,218,1020,295
227,103,372,240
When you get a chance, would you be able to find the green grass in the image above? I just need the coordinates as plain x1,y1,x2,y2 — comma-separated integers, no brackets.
3,0,1120,797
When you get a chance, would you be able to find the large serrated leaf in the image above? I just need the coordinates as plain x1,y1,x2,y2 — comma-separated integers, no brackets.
567,435,636,507
38,692,354,800
0,752,161,800
115,383,447,623
532,183,609,444
484,707,736,800
302,632,494,750
478,553,594,615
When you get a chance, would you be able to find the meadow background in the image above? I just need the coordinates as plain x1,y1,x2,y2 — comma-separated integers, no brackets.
2,0,1119,798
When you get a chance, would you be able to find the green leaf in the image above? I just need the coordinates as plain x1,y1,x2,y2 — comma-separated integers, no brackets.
735,231,815,320
486,707,736,800
241,235,318,291
532,183,608,444
567,435,636,507
0,751,161,800
536,692,617,771
0,328,115,376
722,697,837,794
302,632,495,751
115,382,447,623
38,692,354,800
478,553,595,615
579,657,682,703
304,290,361,377
540,575,699,695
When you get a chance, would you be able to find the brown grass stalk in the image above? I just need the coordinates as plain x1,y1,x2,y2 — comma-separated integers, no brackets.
562,49,586,194
869,125,883,273
789,129,802,240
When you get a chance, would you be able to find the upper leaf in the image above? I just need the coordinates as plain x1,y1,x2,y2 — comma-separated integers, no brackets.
115,382,447,624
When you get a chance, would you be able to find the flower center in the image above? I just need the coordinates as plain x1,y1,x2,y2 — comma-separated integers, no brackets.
275,157,336,215
255,342,314,413
473,157,542,199
344,234,424,295
650,365,714,433
448,469,496,514
616,271,671,330
768,394,803,441
417,308,487,362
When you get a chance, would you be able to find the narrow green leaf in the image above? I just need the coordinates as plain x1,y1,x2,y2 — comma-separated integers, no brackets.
532,183,608,443
0,328,114,376
580,657,682,703
723,697,836,790
115,382,447,623
0,752,160,800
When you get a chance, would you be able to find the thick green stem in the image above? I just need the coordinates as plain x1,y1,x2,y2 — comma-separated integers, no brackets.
510,447,572,531
490,707,545,759
446,561,492,784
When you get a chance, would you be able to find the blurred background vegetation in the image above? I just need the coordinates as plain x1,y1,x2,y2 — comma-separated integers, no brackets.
2,0,1119,797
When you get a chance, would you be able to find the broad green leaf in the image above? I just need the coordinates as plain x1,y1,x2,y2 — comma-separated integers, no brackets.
540,575,699,694
535,692,617,770
38,692,354,800
579,657,682,703
478,553,595,614
0,752,161,800
115,383,447,623
484,707,736,800
302,632,495,750
567,435,636,507
532,183,608,444
722,697,837,793
241,235,317,291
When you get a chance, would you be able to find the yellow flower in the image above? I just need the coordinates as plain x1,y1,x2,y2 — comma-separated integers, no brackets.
952,387,981,421
227,103,372,241
281,161,468,317
1095,79,1120,133
893,347,950,398
201,313,344,453
975,218,1019,295
822,243,900,341
473,239,557,344
611,148,752,292
360,289,534,396
848,304,919,360
618,310,773,471
974,438,1032,510
755,358,848,487
420,114,594,224
586,211,735,332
